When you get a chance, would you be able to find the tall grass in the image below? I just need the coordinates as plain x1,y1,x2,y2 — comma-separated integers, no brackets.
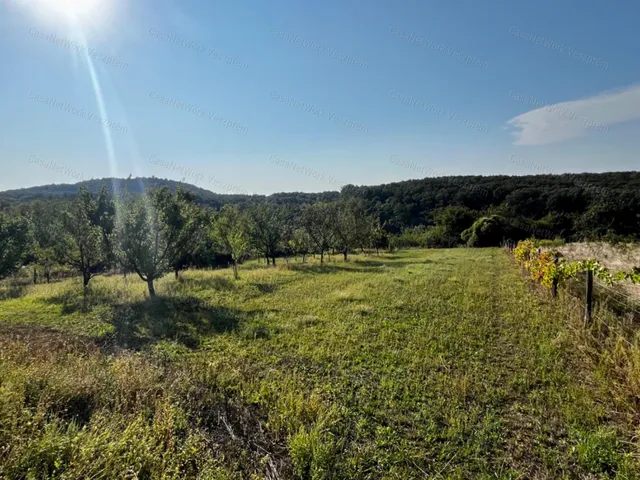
1,250,639,478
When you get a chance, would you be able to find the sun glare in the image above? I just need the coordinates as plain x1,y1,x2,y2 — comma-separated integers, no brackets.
52,0,103,19
16,0,117,29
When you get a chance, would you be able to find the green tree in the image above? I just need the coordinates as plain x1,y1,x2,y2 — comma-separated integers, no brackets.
300,203,335,264
290,227,312,263
211,205,251,280
116,187,205,297
432,206,477,246
170,190,208,278
462,215,522,247
370,220,388,255
58,188,114,293
333,200,362,261
0,213,31,279
248,203,285,266
30,201,63,283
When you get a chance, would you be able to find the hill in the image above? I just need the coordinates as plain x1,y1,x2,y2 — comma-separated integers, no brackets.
345,171,640,237
2,171,639,240
0,177,340,207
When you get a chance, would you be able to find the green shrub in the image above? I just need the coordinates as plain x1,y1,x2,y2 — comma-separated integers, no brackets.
575,428,623,477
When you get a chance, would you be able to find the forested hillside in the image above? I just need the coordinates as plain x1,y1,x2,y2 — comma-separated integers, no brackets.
2,170,639,245
0,177,339,208
343,171,640,239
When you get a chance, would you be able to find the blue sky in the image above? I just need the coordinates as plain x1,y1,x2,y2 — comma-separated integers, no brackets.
1,0,639,194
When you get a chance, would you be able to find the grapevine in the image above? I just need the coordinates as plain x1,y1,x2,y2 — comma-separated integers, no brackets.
512,240,640,289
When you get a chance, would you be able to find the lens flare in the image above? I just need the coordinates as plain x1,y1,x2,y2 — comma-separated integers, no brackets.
44,0,102,18
14,0,118,30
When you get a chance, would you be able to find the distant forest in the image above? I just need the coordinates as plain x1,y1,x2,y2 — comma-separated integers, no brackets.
2,171,639,242
344,171,640,240
0,177,340,208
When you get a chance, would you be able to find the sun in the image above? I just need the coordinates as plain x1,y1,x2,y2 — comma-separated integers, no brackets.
51,0,104,19
15,0,117,29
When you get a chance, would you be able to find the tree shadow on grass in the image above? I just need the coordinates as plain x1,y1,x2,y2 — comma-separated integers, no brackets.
288,259,431,275
0,282,30,301
175,275,237,293
39,287,118,315
102,296,248,350
253,282,279,294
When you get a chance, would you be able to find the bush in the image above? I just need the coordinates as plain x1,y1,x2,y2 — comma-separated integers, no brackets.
536,238,565,247
463,215,512,247
392,226,429,249
424,225,460,248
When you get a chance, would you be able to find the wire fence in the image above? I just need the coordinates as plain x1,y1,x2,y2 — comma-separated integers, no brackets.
504,240,640,328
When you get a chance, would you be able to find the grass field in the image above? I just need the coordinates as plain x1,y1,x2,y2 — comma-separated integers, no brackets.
1,248,638,479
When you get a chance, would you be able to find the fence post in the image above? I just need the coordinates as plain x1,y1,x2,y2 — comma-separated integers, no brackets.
551,256,559,298
584,269,593,325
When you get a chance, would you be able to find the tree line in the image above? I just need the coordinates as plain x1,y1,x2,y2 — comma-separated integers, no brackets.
2,171,638,243
2,170,639,290
0,186,387,296
342,171,640,241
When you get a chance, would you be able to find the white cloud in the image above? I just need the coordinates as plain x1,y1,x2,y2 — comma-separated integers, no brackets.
507,84,640,145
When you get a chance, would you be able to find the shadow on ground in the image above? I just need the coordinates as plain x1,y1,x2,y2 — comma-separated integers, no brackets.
0,282,31,301
103,296,248,350
174,275,237,292
288,258,437,274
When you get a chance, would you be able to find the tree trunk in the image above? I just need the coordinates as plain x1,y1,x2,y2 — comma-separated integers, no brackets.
147,278,156,297
272,256,276,266
33,268,37,285
376,247,379,255
233,260,239,280
343,251,348,261
320,251,324,264
302,254,306,263
83,272,90,296
175,268,179,279
266,257,270,266
45,269,50,284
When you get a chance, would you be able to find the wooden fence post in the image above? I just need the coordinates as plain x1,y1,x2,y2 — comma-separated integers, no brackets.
584,269,593,325
551,256,559,298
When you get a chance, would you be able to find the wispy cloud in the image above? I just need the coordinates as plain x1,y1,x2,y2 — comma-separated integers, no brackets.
507,85,640,145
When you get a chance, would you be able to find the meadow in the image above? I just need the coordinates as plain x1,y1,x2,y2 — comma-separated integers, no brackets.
1,248,638,479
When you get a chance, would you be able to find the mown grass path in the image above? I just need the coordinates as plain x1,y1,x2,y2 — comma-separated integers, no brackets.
0,249,635,478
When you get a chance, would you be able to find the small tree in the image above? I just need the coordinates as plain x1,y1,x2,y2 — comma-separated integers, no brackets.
370,221,388,255
30,201,63,283
248,203,285,266
0,213,31,279
116,187,205,297
461,215,521,247
211,205,251,280
58,188,114,293
280,206,298,264
300,203,335,264
290,227,312,263
170,190,206,279
432,206,477,246
333,199,374,260
332,201,359,261
355,214,375,253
